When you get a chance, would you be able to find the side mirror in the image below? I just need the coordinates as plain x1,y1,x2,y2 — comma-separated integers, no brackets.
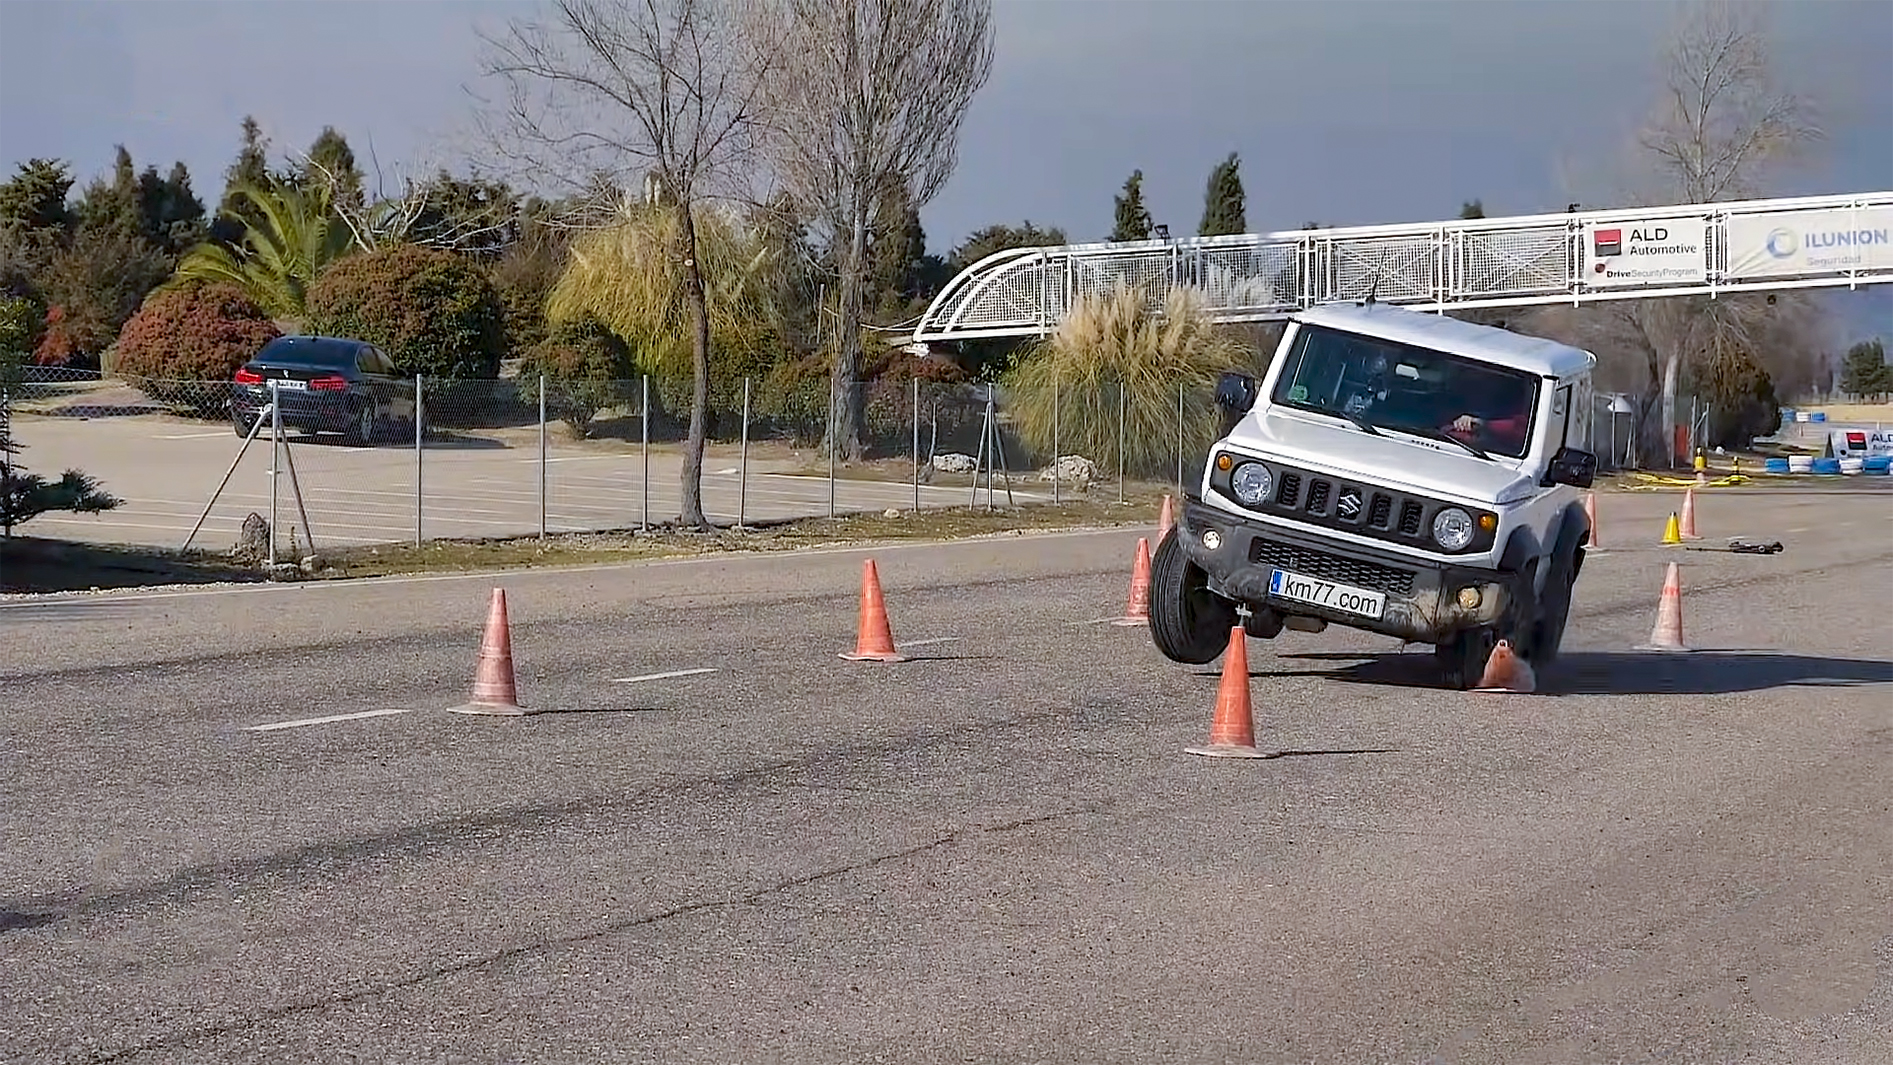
1543,446,1597,489
1214,371,1258,424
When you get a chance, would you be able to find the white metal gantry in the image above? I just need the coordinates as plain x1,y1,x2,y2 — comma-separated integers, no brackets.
911,192,1893,344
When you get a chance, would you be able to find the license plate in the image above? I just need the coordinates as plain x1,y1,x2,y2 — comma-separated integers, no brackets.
1268,568,1387,620
270,379,307,391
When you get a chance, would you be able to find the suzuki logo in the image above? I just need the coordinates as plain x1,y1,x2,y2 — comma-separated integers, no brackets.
1337,491,1362,518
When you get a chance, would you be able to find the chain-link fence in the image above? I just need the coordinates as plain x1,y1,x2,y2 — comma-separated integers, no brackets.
3,364,1230,558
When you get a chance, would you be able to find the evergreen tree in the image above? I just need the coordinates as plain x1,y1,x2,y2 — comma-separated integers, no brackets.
866,180,939,319
1111,169,1154,242
1459,199,1486,220
1197,152,1246,237
300,126,364,211
71,146,143,240
211,116,276,248
1839,338,1890,398
0,159,75,234
137,162,207,256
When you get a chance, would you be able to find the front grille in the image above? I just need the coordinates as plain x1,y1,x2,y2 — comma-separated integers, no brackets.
1249,538,1417,596
1367,494,1392,529
1276,473,1301,508
1305,479,1331,515
1398,500,1424,536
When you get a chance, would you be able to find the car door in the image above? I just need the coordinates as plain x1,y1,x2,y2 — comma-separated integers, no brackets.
371,348,416,420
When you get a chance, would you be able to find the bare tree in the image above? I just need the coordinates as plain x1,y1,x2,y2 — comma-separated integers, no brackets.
752,0,996,461
1631,0,1820,462
475,0,774,528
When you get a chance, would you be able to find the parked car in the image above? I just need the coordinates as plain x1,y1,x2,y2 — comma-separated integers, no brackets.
232,335,416,445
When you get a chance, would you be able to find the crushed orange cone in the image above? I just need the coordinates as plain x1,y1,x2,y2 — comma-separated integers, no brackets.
1157,494,1175,544
449,588,533,715
1636,561,1692,652
840,558,906,662
1660,511,1682,545
1584,491,1601,550
1111,537,1153,627
1471,638,1537,693
1186,626,1267,758
1679,488,1701,539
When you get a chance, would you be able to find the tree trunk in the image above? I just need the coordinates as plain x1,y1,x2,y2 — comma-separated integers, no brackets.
1660,350,1680,470
829,208,869,463
678,201,711,530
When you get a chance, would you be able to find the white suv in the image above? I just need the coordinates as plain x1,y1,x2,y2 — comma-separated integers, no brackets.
1149,300,1600,688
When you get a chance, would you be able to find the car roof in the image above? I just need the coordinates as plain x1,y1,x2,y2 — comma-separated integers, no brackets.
1292,301,1596,379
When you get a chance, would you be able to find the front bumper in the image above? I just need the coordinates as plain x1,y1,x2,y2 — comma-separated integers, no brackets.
1177,496,1519,644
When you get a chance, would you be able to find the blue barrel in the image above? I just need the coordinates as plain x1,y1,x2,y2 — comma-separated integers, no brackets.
1780,408,1796,422
1763,457,1791,473
1810,457,1841,474
1864,456,1892,475
1810,411,1827,423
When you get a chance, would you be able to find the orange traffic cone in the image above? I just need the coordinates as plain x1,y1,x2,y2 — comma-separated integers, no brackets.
1157,494,1175,544
840,558,906,662
1111,537,1153,626
1471,638,1537,693
449,588,533,715
1636,562,1692,652
1187,626,1267,758
1584,491,1601,550
1679,488,1701,539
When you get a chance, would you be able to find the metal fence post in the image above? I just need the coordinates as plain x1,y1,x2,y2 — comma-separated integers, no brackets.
1117,382,1126,505
912,376,920,513
1176,381,1186,490
739,376,750,530
827,384,836,520
538,374,547,538
268,380,281,568
640,374,650,532
1052,373,1060,505
413,374,424,546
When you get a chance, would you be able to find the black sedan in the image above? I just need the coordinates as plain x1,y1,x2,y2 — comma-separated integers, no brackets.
231,336,416,445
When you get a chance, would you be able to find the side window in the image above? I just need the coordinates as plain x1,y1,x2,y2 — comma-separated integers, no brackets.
356,348,377,375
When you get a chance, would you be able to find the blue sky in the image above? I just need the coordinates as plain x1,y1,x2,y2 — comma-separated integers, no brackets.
2,0,1888,336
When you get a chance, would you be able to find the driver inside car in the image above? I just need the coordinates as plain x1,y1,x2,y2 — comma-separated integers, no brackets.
1444,378,1530,453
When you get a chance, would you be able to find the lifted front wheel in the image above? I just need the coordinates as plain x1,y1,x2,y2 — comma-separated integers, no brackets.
1147,530,1239,664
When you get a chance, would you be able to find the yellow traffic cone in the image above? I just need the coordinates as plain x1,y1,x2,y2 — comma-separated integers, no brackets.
1661,512,1682,546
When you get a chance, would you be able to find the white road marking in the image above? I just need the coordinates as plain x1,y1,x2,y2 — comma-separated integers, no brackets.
898,636,961,648
244,707,420,731
155,431,236,440
1786,526,1811,533
610,667,719,683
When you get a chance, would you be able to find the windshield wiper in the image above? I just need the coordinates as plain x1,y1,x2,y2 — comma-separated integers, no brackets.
1386,422,1490,460
1339,410,1384,437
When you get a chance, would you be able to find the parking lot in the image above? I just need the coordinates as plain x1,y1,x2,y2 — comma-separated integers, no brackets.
2,484,1889,1063
10,414,1038,549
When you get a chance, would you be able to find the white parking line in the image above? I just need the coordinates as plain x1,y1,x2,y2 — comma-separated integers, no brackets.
155,431,237,440
244,707,420,731
610,667,720,683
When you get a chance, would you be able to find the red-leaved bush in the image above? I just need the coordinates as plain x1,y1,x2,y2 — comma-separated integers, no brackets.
114,284,281,415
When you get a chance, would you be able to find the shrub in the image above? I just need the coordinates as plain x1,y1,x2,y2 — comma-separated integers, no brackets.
515,315,638,438
306,244,507,381
1001,285,1262,479
113,283,281,416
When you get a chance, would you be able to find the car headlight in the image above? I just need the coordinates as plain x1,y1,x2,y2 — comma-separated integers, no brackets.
1230,462,1273,506
1432,507,1475,551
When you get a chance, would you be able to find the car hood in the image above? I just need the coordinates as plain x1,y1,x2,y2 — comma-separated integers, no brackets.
1230,409,1537,504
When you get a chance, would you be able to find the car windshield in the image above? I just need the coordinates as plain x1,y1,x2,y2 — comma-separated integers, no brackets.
256,337,358,369
1270,322,1539,459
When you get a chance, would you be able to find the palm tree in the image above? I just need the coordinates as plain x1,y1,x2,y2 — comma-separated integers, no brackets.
166,182,356,324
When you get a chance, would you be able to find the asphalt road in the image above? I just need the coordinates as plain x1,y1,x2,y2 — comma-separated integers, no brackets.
10,414,1040,550
2,487,1890,1064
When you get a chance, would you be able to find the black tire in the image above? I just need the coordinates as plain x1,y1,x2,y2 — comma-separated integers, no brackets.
1148,529,1240,665
1529,547,1579,667
345,401,377,446
233,416,256,438
1436,624,1497,690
